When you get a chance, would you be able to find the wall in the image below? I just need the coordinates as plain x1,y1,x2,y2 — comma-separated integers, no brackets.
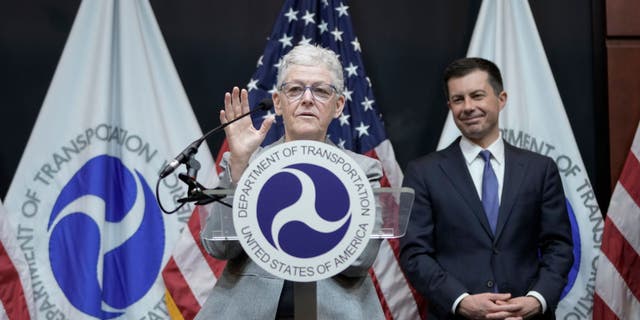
606,0,640,192
0,1,609,207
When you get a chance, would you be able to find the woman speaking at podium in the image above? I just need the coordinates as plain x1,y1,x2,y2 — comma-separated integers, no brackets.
195,44,385,320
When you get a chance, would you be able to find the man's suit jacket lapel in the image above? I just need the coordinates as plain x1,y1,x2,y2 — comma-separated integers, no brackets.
494,142,528,242
438,139,494,238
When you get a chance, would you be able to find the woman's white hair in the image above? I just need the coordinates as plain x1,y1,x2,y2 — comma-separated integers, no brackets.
276,44,344,95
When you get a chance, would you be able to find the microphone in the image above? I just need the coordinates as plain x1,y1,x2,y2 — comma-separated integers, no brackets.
255,98,274,111
158,98,274,178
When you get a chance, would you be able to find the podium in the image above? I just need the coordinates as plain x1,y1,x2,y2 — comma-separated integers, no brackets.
200,187,414,241
198,187,414,320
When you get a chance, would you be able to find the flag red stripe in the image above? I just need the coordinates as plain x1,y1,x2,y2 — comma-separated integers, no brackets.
369,269,394,320
600,217,640,301
162,257,201,320
0,241,31,320
187,207,227,278
364,149,390,187
388,238,427,319
161,186,226,319
365,149,427,319
387,238,400,255
214,140,229,175
619,151,640,209
593,293,621,320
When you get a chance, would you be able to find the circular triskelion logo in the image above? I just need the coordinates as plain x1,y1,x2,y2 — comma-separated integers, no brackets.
232,140,375,282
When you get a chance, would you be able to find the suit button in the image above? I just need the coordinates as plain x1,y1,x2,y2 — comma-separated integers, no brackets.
493,247,500,255
487,280,494,288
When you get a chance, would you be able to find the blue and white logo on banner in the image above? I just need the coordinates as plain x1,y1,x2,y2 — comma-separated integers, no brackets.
47,155,164,319
3,0,215,318
233,140,375,282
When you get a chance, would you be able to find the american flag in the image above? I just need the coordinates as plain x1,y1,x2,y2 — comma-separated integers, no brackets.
162,1,424,319
593,120,640,319
0,199,35,320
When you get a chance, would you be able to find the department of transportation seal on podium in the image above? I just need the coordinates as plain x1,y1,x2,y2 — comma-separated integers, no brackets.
232,140,375,282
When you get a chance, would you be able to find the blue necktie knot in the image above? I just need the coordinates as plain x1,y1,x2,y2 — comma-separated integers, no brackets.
480,150,492,162
480,150,499,234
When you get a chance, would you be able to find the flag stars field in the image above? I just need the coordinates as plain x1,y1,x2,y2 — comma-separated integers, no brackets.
284,8,298,22
318,21,329,34
355,122,370,137
361,97,374,111
273,58,283,69
263,110,277,123
342,87,353,101
331,27,344,41
301,10,315,25
351,37,361,52
345,63,358,77
278,34,293,48
299,36,312,46
338,138,346,149
268,84,278,95
335,2,349,17
339,112,351,126
247,78,258,92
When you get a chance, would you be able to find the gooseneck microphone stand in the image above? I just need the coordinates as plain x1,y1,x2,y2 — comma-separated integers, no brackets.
155,99,273,214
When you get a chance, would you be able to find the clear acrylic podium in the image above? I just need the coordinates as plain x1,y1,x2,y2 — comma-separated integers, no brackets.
198,187,415,320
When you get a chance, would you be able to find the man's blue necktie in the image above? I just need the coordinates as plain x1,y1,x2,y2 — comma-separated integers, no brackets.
480,150,499,234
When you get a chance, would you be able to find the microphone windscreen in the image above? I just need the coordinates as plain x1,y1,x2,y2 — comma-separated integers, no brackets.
257,98,274,111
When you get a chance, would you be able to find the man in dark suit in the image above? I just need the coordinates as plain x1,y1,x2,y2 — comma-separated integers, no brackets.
400,57,573,319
